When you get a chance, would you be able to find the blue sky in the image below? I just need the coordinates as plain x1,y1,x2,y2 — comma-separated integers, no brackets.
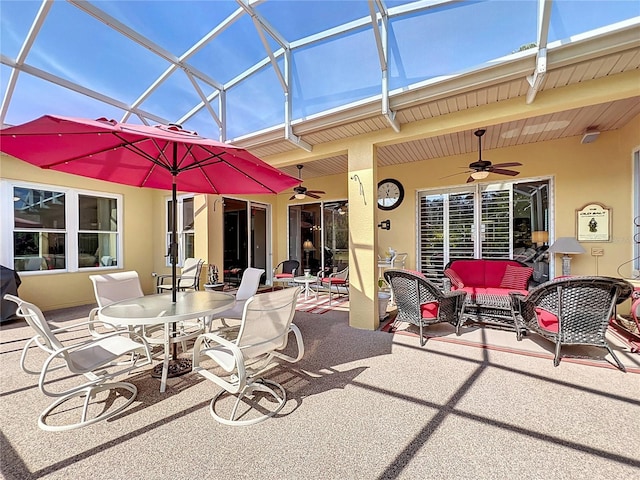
1,0,638,139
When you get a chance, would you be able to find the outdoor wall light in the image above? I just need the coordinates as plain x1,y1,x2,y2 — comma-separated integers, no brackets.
378,220,391,230
548,237,585,276
581,129,600,144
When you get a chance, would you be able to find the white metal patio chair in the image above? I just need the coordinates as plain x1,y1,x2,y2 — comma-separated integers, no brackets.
192,287,304,425
156,258,204,293
4,294,152,431
207,267,265,332
90,271,203,355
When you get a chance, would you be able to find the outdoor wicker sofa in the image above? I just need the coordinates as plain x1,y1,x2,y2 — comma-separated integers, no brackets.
442,258,534,330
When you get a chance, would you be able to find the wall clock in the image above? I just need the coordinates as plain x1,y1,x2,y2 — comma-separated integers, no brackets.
377,178,404,210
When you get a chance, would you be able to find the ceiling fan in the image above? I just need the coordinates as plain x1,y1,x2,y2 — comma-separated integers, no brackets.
289,164,325,200
455,129,522,183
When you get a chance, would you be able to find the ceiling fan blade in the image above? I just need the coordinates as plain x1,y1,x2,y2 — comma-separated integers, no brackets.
289,194,297,200
440,170,472,179
466,176,475,183
307,190,326,195
491,168,520,176
307,192,321,199
491,162,522,168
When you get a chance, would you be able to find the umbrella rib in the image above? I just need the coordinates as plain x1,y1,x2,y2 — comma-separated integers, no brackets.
32,135,156,169
220,155,280,194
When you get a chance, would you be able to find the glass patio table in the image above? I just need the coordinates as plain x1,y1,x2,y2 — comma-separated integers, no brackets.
99,290,234,393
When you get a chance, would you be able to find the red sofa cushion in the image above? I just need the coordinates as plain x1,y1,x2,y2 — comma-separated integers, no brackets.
449,260,486,287
420,301,439,319
499,264,534,290
449,259,530,288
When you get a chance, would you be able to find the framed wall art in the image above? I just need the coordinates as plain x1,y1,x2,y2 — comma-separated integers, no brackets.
576,203,611,242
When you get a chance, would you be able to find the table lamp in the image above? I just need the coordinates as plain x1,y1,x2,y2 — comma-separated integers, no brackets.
548,237,585,276
531,230,548,246
303,240,314,269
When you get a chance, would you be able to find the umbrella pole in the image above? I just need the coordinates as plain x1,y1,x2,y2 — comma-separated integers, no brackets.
171,175,178,361
153,149,192,380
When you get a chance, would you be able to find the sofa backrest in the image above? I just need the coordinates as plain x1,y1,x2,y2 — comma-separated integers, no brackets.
446,259,529,288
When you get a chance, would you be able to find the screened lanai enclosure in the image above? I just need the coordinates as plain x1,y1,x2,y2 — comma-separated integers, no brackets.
1,1,639,283
1,0,637,145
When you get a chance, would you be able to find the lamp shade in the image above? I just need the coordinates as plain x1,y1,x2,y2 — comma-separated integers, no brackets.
548,237,585,254
471,170,490,180
531,231,548,244
303,240,314,251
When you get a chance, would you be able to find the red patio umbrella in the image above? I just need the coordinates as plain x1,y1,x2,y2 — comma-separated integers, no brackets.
1,115,299,302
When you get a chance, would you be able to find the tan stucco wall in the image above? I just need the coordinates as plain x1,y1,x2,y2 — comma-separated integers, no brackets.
374,120,639,279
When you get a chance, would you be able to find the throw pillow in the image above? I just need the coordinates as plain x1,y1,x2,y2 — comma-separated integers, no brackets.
499,264,534,290
444,268,465,288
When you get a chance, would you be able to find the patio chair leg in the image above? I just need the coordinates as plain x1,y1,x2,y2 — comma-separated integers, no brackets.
553,342,562,367
606,345,626,372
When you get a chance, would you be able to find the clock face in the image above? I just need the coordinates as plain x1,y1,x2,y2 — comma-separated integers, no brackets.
377,178,404,210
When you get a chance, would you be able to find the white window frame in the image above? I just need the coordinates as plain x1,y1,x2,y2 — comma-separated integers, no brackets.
165,194,195,267
1,180,123,274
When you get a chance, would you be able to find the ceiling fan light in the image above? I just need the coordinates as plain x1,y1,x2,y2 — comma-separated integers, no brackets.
294,193,306,200
471,170,490,180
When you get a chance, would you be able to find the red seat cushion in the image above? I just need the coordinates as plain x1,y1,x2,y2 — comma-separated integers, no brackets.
499,264,533,290
420,301,439,319
322,278,347,285
275,273,294,279
535,307,559,332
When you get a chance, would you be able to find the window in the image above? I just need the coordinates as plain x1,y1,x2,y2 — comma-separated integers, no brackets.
3,182,122,273
418,179,551,284
287,201,349,276
166,195,194,266
78,195,119,267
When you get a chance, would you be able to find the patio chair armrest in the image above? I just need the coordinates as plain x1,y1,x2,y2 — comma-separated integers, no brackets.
272,323,305,364
443,290,466,300
156,274,175,286
192,333,246,394
442,277,452,292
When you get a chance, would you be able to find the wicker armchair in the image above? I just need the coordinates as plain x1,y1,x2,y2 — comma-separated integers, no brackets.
510,276,633,371
384,269,467,346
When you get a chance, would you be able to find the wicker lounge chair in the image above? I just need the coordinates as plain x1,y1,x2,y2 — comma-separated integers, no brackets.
510,276,633,371
384,269,467,346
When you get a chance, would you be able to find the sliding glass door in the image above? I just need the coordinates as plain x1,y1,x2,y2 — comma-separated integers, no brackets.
418,179,551,284
288,201,348,276
223,198,270,285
